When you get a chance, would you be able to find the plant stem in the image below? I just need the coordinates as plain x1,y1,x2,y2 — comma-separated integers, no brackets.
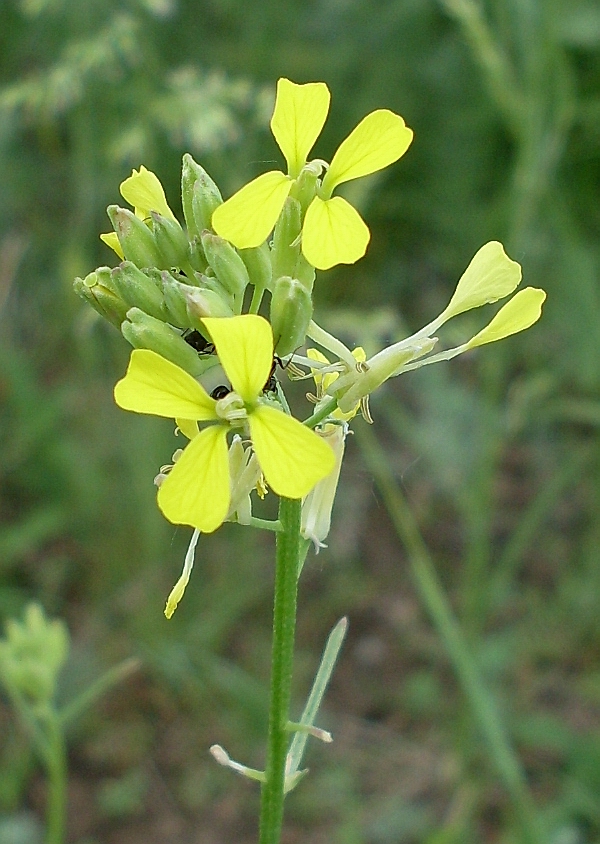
356,424,545,844
45,714,68,844
259,496,301,844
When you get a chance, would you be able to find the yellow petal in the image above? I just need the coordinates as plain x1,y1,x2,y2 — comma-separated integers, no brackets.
176,418,200,440
302,196,370,270
465,288,546,349
440,242,522,322
120,165,176,221
100,231,124,259
212,171,292,249
249,405,335,499
323,110,413,194
158,425,230,533
204,315,273,403
114,349,217,420
270,78,331,177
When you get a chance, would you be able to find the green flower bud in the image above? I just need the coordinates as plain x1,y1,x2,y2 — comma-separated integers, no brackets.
185,285,235,326
110,261,167,321
201,232,249,303
187,235,208,273
271,196,302,281
269,276,313,356
107,205,163,269
74,268,129,328
122,308,205,376
292,162,320,214
160,271,193,328
194,272,235,309
240,243,273,294
0,604,69,706
181,153,223,237
151,211,190,269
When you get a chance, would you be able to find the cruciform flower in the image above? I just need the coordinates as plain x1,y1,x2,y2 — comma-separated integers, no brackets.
212,78,413,271
114,314,335,533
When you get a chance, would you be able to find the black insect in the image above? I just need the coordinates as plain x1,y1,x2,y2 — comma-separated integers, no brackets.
183,329,215,356
263,355,293,394
210,385,231,400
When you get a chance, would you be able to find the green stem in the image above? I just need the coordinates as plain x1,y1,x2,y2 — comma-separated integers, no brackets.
45,715,68,844
356,424,545,844
259,497,301,844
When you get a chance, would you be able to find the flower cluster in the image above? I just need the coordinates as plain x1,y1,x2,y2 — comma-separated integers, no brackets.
74,77,546,615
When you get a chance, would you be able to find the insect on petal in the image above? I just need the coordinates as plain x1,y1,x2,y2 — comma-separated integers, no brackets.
114,349,217,421
323,110,413,194
302,196,370,271
270,78,331,178
249,405,335,499
157,424,230,533
212,171,292,249
204,315,274,404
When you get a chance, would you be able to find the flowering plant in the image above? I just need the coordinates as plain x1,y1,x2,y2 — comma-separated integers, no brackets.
74,77,545,844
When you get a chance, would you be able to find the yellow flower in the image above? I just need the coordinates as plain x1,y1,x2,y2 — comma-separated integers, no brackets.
100,165,176,258
212,78,413,271
114,314,335,533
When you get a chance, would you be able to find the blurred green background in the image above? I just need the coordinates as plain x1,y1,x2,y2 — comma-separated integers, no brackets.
1,0,600,841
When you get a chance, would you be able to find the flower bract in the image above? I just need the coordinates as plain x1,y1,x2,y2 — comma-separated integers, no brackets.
212,78,413,271
114,314,335,532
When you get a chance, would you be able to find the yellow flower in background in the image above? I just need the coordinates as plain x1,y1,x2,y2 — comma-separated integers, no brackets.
114,314,335,533
100,165,176,258
212,78,413,271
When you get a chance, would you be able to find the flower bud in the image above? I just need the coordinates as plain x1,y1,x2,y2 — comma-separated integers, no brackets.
181,153,223,238
193,272,236,308
107,205,163,269
292,162,321,213
110,261,167,321
151,211,190,269
121,308,205,376
187,235,208,273
201,232,249,302
0,604,69,707
74,268,129,328
240,243,273,293
185,286,235,325
271,196,302,281
270,276,313,356
160,271,193,327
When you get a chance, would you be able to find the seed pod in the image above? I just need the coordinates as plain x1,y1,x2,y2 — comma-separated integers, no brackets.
269,276,313,357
